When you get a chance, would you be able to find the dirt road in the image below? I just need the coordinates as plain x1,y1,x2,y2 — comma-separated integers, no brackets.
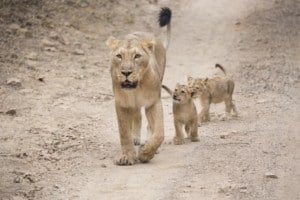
0,0,299,200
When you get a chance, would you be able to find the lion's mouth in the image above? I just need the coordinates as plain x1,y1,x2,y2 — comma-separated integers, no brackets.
121,80,138,89
173,95,181,102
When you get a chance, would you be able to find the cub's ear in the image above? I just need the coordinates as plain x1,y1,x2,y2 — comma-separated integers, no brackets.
187,76,193,83
106,36,119,50
141,40,155,53
202,78,209,85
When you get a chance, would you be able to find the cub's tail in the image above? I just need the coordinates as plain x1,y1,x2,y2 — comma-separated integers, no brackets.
162,84,173,96
215,63,226,75
158,7,172,49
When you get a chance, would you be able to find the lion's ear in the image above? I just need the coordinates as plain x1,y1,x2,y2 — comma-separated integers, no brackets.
106,36,119,50
141,40,155,53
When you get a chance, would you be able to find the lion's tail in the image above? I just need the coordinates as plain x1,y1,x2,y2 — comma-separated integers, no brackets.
162,84,173,96
158,7,172,50
215,63,227,75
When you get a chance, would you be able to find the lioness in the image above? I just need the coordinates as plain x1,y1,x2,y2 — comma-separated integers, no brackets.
187,64,238,126
162,84,199,145
106,8,172,165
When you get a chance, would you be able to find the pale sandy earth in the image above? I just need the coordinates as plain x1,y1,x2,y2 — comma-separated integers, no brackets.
0,0,299,199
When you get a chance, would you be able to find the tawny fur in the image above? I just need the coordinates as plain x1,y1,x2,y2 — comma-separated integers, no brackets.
187,64,238,126
106,8,171,165
162,84,199,144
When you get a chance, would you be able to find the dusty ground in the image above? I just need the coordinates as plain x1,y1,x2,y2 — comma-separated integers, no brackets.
0,0,299,199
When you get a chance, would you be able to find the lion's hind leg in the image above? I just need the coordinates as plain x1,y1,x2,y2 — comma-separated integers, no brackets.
199,99,210,125
189,119,199,142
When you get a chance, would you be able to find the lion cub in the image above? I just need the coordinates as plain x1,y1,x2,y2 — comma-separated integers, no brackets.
162,84,199,145
187,64,238,126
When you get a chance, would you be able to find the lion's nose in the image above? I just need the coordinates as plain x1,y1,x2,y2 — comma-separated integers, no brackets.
121,71,132,77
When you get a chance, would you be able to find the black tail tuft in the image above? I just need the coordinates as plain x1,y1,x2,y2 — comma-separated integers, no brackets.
158,7,172,27
215,63,221,68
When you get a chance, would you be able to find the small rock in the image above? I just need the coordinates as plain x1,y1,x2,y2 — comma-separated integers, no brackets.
44,46,57,52
53,184,60,189
25,52,38,60
42,38,57,47
239,185,247,193
73,49,85,55
18,28,32,38
220,135,226,139
24,174,35,183
6,109,17,116
264,172,278,179
16,152,28,158
218,185,233,194
235,21,241,26
101,164,107,168
58,35,70,45
9,23,21,31
7,78,22,87
257,99,267,104
13,176,21,183
78,0,89,8
49,31,59,40
10,53,18,59
38,77,45,82
104,96,111,101
25,60,38,68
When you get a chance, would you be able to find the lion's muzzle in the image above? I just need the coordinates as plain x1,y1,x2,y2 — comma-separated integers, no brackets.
121,80,138,89
173,94,181,102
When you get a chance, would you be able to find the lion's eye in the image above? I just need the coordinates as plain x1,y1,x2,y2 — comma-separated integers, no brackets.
181,90,185,93
116,54,122,59
134,54,141,59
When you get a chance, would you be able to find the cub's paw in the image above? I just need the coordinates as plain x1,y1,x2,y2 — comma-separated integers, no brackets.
114,153,136,166
133,137,141,146
231,112,238,117
173,137,184,145
138,144,155,163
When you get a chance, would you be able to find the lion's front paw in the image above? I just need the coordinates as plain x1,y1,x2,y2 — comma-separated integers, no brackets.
173,137,184,145
114,153,136,166
190,136,200,142
138,144,155,163
221,113,231,121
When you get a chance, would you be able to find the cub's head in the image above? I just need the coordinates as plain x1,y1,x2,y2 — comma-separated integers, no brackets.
106,36,154,89
172,83,195,104
187,76,208,98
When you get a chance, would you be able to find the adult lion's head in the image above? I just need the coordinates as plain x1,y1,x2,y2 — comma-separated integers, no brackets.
106,37,155,89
